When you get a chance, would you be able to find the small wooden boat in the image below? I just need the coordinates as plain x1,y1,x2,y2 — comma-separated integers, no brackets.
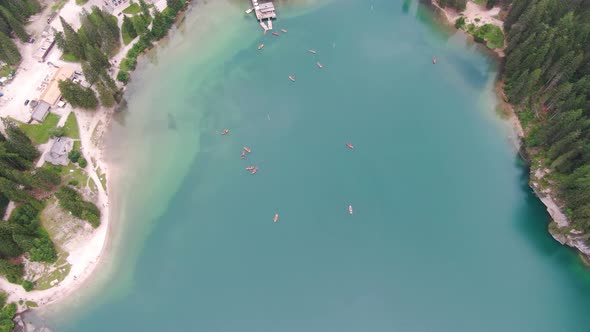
245,8,253,14
258,44,264,50
221,129,229,135
251,167,258,175
432,56,437,64
348,205,353,215
246,166,255,171
241,151,246,159
273,214,279,223
289,75,295,82
316,62,323,69
281,29,287,33
309,49,317,54
243,146,252,153
346,143,354,149
272,31,279,36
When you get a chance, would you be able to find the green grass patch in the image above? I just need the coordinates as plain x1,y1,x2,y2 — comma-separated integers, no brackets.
51,0,68,11
123,3,142,14
75,0,89,4
34,261,71,291
54,163,88,190
63,112,80,139
473,0,486,4
89,177,98,195
25,301,38,308
19,113,60,145
62,53,79,62
96,167,107,191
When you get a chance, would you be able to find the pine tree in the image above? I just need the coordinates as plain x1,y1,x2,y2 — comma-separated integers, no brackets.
3,119,39,162
81,61,99,85
139,0,150,17
90,6,120,55
0,258,23,283
84,44,109,71
0,177,33,203
0,31,21,64
167,0,184,14
4,0,28,21
0,6,27,41
151,8,171,40
132,14,149,35
122,15,137,40
60,16,85,60
79,9,102,47
97,81,115,107
0,14,9,35
58,80,99,109
0,224,22,258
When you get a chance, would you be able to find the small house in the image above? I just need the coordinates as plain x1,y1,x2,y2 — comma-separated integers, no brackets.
33,38,55,63
31,101,51,122
45,137,73,166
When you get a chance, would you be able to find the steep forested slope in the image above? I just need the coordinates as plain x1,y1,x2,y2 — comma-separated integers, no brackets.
503,0,590,234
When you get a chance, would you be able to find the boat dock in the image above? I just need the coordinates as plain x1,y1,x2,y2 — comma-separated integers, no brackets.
247,0,277,31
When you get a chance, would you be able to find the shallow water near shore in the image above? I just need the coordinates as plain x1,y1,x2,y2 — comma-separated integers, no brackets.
39,0,590,330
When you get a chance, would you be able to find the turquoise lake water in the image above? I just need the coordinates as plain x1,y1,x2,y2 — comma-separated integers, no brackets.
42,0,590,330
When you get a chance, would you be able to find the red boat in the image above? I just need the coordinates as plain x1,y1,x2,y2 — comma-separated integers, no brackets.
243,146,252,153
241,151,246,159
281,29,287,33
273,214,279,223
309,49,317,54
272,31,279,36
316,62,323,69
289,75,295,82
246,166,255,171
348,205,353,215
251,167,258,175
432,56,437,64
346,143,354,149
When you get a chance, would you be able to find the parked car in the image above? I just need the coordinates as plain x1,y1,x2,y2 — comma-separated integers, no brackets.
24,99,29,106
28,37,35,44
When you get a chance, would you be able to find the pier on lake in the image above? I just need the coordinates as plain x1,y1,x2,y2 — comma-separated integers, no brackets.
246,0,276,31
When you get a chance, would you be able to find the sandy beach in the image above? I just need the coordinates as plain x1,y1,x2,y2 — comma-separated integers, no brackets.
0,0,189,312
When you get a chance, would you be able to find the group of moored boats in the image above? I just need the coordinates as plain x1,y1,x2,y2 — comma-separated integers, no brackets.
224,24,439,223
220,128,356,221
256,29,324,82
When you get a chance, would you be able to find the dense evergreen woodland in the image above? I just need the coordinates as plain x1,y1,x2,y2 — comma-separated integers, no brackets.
502,0,590,235
0,0,40,65
0,120,60,288
57,0,187,104
56,6,120,108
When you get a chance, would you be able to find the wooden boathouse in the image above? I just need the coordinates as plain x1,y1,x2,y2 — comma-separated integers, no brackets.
250,0,276,20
